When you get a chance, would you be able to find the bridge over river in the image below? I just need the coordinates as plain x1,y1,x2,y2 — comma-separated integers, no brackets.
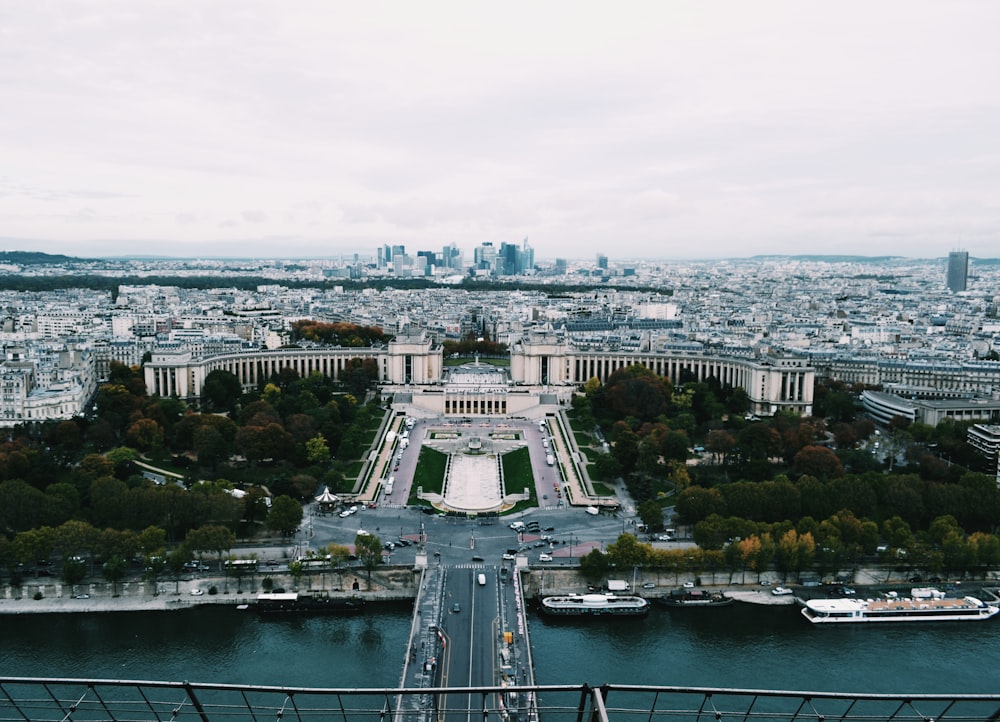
396,562,537,722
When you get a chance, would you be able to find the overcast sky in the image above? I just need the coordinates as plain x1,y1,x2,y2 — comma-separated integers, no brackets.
1,1,998,261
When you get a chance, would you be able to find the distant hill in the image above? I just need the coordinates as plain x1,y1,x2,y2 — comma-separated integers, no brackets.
747,255,908,263
0,250,86,265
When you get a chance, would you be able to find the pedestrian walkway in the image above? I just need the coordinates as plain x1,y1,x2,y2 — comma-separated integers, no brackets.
444,452,501,511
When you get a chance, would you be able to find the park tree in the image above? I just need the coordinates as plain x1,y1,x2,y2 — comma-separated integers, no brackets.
354,532,383,588
741,533,775,583
144,553,167,594
605,533,653,569
105,446,139,478
792,445,844,480
0,479,50,533
593,365,673,423
137,526,167,558
927,515,963,546
660,430,690,463
60,556,87,593
75,453,115,485
305,434,332,466
637,499,664,531
611,428,640,477
881,516,915,552
968,532,1000,579
591,453,621,482
704,429,736,465
201,370,243,412
45,483,80,525
194,424,231,469
235,423,294,465
736,424,782,462
578,548,610,583
774,529,815,582
53,519,98,561
166,546,193,594
126,418,164,453
676,486,727,525
266,495,304,537
102,557,129,597
186,524,236,571
97,528,139,567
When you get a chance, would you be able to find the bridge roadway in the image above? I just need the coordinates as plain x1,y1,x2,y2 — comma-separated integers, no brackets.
397,562,536,722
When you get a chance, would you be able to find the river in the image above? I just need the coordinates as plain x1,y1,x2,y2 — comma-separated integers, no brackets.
2,601,998,693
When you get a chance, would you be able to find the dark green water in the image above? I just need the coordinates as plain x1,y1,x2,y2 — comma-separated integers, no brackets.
2,602,998,694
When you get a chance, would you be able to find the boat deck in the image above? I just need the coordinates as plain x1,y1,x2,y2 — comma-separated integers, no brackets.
809,596,986,614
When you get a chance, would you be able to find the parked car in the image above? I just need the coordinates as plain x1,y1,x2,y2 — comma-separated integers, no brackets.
772,586,793,596
538,553,552,562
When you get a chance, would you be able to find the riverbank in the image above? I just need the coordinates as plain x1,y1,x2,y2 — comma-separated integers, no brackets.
5,565,993,614
0,567,420,614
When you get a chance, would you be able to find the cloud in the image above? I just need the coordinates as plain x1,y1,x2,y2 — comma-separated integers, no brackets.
0,1,997,259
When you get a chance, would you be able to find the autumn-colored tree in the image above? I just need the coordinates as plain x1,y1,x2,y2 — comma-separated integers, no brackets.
774,528,815,581
605,533,653,569
126,418,164,452
354,532,383,588
704,429,736,465
305,434,332,466
968,531,1000,579
792,445,844,480
736,536,760,583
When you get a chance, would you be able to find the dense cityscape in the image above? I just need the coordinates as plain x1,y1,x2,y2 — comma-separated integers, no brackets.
3,247,999,467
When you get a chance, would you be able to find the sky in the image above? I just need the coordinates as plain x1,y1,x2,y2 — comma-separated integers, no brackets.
1,1,998,261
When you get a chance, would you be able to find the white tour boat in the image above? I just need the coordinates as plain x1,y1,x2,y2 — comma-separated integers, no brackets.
801,590,998,624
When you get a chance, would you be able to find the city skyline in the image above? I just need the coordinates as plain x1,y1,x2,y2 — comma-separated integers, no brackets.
2,2,998,260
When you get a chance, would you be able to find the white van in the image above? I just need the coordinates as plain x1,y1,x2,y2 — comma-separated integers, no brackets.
585,506,599,516
477,573,486,586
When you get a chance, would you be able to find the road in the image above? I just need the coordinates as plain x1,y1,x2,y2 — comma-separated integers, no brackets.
435,567,506,719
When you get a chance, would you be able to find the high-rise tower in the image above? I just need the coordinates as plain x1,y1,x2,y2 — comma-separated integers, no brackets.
947,250,969,292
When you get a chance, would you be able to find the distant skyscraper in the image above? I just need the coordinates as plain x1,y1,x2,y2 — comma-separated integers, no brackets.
947,251,969,292
596,253,608,270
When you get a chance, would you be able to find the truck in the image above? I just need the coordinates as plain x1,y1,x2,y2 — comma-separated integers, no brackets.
607,580,630,592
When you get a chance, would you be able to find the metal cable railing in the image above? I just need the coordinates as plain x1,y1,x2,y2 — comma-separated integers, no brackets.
2,678,1000,722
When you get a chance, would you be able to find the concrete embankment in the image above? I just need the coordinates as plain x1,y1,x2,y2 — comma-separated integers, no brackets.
520,568,797,605
0,567,419,615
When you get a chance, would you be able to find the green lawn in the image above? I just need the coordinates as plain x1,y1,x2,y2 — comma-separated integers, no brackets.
500,447,533,489
343,460,364,478
408,447,448,503
591,481,614,496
